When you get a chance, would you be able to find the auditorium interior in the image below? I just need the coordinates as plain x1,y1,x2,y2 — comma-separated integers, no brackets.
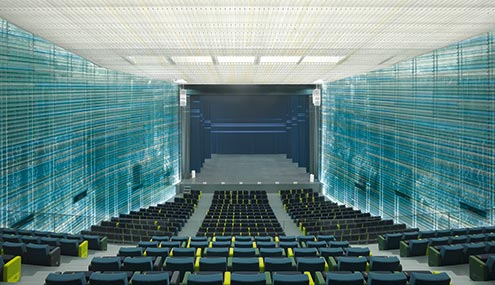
0,1,494,284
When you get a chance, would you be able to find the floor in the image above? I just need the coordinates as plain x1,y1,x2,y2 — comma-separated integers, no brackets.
182,154,312,184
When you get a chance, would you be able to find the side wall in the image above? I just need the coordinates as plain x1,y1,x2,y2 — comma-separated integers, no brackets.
0,19,180,233
321,32,494,229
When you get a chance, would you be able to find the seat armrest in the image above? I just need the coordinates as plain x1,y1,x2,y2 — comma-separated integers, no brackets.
469,255,489,281
78,240,88,258
328,256,338,271
100,236,108,251
153,256,164,271
303,272,314,285
170,271,180,285
264,272,272,285
181,271,191,285
49,247,61,266
314,272,325,285
3,256,21,282
377,235,386,250
427,246,441,266
399,241,409,257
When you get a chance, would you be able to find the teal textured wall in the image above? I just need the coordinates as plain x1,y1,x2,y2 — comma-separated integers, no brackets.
321,32,494,230
0,19,180,233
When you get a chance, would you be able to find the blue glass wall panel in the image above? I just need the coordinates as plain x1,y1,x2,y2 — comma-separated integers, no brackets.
321,32,494,230
0,19,180,233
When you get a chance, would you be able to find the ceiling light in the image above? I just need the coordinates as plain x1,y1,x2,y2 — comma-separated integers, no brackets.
260,56,301,64
171,56,213,64
174,79,188,84
301,56,344,64
217,56,256,64
313,79,325,84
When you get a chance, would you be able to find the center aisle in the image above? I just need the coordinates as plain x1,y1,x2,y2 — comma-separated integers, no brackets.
178,192,213,236
267,192,302,236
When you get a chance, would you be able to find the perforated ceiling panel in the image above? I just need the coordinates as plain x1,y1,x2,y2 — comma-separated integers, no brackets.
0,0,494,84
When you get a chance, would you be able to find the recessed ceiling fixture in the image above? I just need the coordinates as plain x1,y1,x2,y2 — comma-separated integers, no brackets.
301,56,344,64
313,79,325,84
260,56,301,64
217,56,256,64
171,56,213,64
174,79,188,84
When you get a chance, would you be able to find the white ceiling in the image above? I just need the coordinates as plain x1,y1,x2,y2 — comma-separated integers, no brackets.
0,0,494,84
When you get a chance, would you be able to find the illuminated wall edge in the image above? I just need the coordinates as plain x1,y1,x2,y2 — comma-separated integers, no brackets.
0,19,180,233
321,32,494,230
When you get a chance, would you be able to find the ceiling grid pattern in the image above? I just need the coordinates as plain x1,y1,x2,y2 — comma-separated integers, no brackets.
0,0,493,84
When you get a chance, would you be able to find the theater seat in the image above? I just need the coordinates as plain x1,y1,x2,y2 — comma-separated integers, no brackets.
345,247,370,257
26,243,61,266
2,242,26,258
138,241,160,248
131,272,170,285
260,248,285,257
90,256,122,271
317,235,336,242
123,256,153,272
469,254,495,281
184,272,223,285
272,272,311,285
230,272,268,285
204,247,230,257
189,241,209,249
292,248,318,257
319,248,344,259
367,272,406,285
197,257,227,271
231,257,262,272
171,247,196,257
400,239,428,257
337,257,367,272
369,256,401,271
378,233,402,250
118,247,144,257
329,241,349,248
83,235,108,251
164,257,194,280
265,257,295,271
409,272,450,285
256,241,277,248
298,235,316,243
59,239,88,257
434,245,464,266
45,272,86,285
305,241,327,248
145,247,170,258
235,236,253,242
233,248,258,257
89,272,128,285
296,257,327,273
325,272,364,285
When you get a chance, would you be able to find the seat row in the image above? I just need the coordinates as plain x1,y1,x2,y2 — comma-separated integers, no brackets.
379,226,495,250
45,269,452,285
428,241,495,266
0,254,21,282
45,270,318,285
469,253,495,281
1,235,91,259
280,189,414,245
0,228,107,250
399,234,495,257
198,190,284,237
83,192,200,243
